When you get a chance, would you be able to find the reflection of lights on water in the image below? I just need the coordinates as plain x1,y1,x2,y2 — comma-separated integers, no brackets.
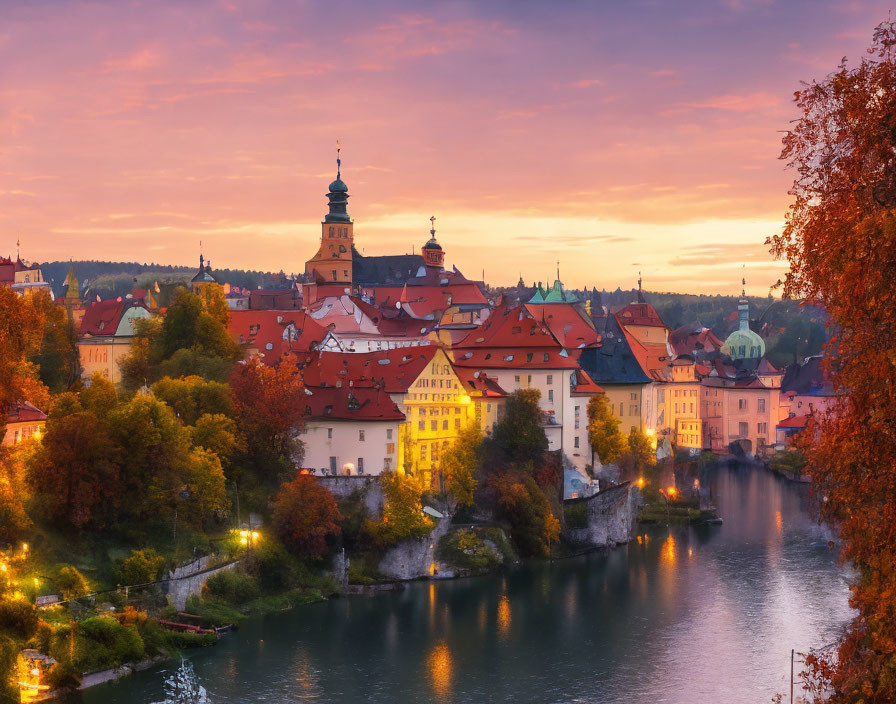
688,547,694,559
497,595,511,639
775,510,783,535
661,534,676,566
636,536,642,545
427,640,453,700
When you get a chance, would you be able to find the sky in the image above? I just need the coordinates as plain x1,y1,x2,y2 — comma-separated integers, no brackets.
0,0,892,295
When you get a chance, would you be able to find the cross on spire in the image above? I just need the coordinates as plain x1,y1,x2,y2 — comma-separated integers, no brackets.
430,215,436,236
336,139,341,179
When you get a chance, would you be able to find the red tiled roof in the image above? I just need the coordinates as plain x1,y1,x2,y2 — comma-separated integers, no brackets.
524,302,599,348
228,310,327,365
299,347,441,394
572,368,604,396
778,414,809,429
668,325,723,356
303,384,405,421
350,297,438,337
80,299,148,337
7,401,47,423
617,316,670,377
455,303,558,349
452,347,580,370
454,368,509,397
616,302,667,328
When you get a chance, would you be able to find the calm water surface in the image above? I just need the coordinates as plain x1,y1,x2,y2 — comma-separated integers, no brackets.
81,465,853,703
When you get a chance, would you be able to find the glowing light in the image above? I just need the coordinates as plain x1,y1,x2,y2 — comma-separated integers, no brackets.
667,486,677,499
636,535,642,545
0,564,6,572
460,395,471,405
693,478,700,490
21,543,28,553
775,510,783,535
497,594,511,639
661,534,677,566
429,561,437,576
636,477,645,489
427,640,453,700
645,428,655,437
299,468,311,475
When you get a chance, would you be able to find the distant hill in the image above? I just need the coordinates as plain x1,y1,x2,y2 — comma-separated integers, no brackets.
41,260,293,300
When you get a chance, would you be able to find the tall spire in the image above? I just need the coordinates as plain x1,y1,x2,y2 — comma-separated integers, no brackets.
324,141,350,223
336,139,341,180
430,215,436,238
741,264,746,298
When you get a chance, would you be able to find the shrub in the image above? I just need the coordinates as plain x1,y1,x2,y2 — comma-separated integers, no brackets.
437,529,499,571
564,502,588,529
252,541,295,592
204,569,258,603
55,566,90,600
366,471,433,548
0,597,38,638
55,616,145,672
121,548,166,585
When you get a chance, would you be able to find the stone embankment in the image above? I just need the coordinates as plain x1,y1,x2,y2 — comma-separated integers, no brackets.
166,555,241,610
563,481,641,548
378,518,452,580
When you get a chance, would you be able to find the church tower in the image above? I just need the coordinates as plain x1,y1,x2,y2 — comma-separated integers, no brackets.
305,144,354,285
421,215,445,269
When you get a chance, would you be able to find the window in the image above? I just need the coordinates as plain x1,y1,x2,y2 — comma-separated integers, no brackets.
738,399,747,411
420,445,427,461
574,436,580,448
420,407,427,416
359,430,365,441
430,420,437,431
675,403,679,413
630,392,637,401
548,389,554,402
386,429,393,440
515,375,520,384
386,443,395,454
442,420,448,430
758,422,768,435
384,457,392,470
630,404,638,416
526,353,533,363
547,374,553,385
527,375,532,384
329,226,334,235
738,422,749,436
418,421,425,431
329,456,337,473
357,458,364,474
327,428,333,439
757,398,766,413
455,418,461,429
619,402,623,416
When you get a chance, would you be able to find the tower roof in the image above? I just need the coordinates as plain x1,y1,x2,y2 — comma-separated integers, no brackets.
324,142,351,223
63,260,79,299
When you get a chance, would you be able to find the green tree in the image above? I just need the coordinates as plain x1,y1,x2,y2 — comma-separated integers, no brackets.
492,472,560,558
627,427,655,470
190,413,244,476
80,373,118,417
586,395,626,465
369,471,433,545
490,389,548,465
120,549,165,585
152,375,233,425
440,424,481,510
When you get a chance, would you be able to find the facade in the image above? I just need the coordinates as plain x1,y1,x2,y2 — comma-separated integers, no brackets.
2,401,47,446
300,384,405,476
77,299,152,383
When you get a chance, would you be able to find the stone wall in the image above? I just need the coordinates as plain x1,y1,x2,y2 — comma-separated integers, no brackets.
564,481,641,548
316,475,384,519
165,558,240,611
378,518,451,581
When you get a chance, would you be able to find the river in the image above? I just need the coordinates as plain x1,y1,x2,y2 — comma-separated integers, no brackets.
78,464,853,704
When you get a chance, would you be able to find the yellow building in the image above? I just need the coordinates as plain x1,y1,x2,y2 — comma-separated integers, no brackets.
77,299,151,384
2,402,46,446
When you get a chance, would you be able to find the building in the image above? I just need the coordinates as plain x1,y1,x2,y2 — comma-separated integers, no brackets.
304,151,355,296
309,294,435,353
0,251,52,297
227,309,327,366
2,402,47,446
450,302,602,473
59,260,87,328
721,283,765,362
577,313,654,436
299,346,476,486
77,299,152,383
300,383,406,476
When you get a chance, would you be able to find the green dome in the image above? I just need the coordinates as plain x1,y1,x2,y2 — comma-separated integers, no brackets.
722,328,765,360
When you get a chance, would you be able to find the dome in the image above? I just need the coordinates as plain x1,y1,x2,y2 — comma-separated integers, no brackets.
422,236,442,251
722,328,765,360
328,177,348,193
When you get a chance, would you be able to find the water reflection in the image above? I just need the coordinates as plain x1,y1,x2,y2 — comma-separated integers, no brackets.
427,640,453,701
79,465,854,704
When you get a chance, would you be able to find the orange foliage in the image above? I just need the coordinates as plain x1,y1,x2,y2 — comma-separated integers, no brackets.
770,19,896,702
271,476,341,560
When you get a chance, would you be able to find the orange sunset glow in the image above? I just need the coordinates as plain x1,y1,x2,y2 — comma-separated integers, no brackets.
0,1,891,293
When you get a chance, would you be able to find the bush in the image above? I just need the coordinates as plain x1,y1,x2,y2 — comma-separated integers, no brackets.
563,502,588,529
183,594,244,627
120,548,166,585
53,616,145,672
437,529,500,571
347,557,383,585
0,597,39,638
366,472,433,548
55,566,90,600
204,569,259,603
252,541,295,592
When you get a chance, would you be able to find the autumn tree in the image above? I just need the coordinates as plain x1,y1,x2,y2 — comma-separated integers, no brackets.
369,470,433,545
152,375,234,425
440,424,481,510
272,476,341,560
768,19,896,702
26,412,121,529
229,360,305,482
0,287,48,423
489,389,548,466
491,472,560,558
586,394,626,466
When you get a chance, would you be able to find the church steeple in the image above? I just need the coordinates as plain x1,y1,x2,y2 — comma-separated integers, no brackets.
64,260,79,301
422,215,445,269
324,140,351,224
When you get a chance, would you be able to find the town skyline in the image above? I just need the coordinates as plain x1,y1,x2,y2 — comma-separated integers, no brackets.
1,0,891,295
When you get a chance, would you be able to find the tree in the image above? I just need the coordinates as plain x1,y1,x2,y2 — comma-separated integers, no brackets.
26,412,121,529
492,472,560,558
586,395,626,465
627,428,655,470
152,375,234,425
80,374,118,417
768,20,896,702
440,424,481,509
229,360,305,481
120,549,165,585
190,413,244,477
272,476,341,559
489,389,548,465
369,471,433,545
